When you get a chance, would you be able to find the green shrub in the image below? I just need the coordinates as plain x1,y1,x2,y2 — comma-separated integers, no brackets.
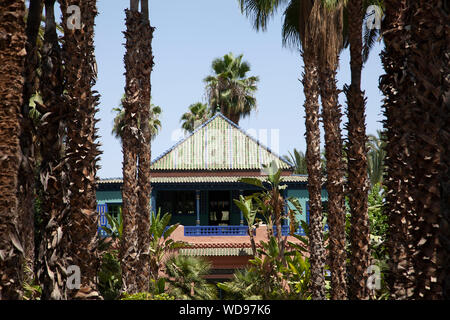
121,292,175,300
98,250,122,300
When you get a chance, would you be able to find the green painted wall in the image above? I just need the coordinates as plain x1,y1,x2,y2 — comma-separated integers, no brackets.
287,188,329,223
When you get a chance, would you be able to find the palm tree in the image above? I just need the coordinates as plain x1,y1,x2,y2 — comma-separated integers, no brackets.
121,2,140,295
204,52,259,125
59,0,102,299
345,0,370,300
284,148,307,174
36,0,71,300
121,0,155,294
379,0,417,299
285,0,349,299
135,2,154,293
381,0,449,300
180,102,210,133
18,0,43,276
0,0,27,300
310,0,348,300
164,255,217,300
407,0,448,300
239,0,327,299
112,95,162,142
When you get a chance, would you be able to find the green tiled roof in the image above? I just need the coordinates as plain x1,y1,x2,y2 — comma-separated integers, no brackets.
150,113,293,171
179,247,253,256
96,190,123,204
98,175,307,185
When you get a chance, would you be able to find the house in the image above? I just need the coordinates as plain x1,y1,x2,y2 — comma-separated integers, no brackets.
96,113,328,281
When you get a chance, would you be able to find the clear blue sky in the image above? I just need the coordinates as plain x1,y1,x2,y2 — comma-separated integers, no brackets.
92,0,385,179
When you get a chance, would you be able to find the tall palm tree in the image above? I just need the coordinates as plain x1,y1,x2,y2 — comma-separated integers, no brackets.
59,0,102,299
407,0,448,300
381,0,449,300
310,0,348,300
345,0,370,300
180,102,210,133
204,52,259,125
112,95,161,142
135,0,154,294
286,0,348,299
240,0,381,300
121,2,140,294
239,0,327,300
36,0,71,300
19,0,43,276
379,0,417,300
0,0,27,300
121,0,154,294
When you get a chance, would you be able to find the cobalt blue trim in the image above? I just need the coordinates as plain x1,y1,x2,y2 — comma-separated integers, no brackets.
97,204,109,238
184,225,249,236
272,225,306,236
306,201,310,225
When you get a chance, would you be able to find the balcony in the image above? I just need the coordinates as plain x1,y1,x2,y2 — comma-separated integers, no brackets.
184,225,307,237
184,225,249,236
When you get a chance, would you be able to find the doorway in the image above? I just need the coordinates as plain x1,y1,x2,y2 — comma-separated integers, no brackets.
208,191,231,226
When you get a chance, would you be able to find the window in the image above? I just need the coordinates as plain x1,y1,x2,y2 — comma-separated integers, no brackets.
156,191,196,215
107,204,122,219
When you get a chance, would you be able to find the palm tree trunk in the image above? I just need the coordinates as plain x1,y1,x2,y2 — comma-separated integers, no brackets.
345,0,370,300
441,8,450,300
379,0,417,299
302,48,326,300
0,0,27,300
59,0,102,299
319,64,347,300
36,0,70,300
141,0,149,21
135,5,155,293
120,7,141,294
18,0,43,280
130,0,139,12
407,0,448,300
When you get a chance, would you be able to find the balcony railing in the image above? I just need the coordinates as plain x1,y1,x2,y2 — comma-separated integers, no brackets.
184,225,249,236
183,225,309,236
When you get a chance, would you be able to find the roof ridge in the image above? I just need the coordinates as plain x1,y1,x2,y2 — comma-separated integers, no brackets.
151,113,224,166
214,113,293,168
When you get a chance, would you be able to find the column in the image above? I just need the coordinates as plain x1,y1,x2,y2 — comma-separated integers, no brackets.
239,190,244,225
283,189,288,226
150,191,156,214
196,190,200,226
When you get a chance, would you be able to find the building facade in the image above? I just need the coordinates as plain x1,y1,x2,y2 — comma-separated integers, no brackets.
96,113,328,280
